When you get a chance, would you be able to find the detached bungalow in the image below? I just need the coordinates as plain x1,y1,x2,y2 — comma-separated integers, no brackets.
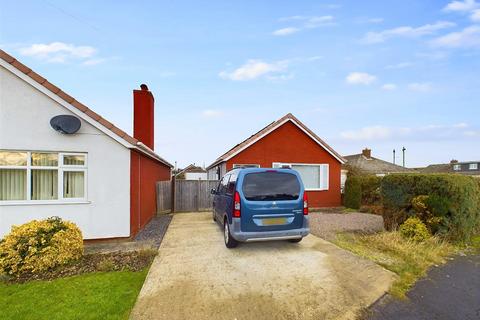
0,50,172,240
206,113,345,208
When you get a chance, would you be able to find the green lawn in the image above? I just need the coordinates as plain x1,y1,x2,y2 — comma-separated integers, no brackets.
0,269,148,320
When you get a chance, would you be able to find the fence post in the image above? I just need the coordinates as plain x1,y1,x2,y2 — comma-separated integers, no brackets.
171,177,176,213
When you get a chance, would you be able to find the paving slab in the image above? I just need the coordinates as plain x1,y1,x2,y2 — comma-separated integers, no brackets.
130,212,395,320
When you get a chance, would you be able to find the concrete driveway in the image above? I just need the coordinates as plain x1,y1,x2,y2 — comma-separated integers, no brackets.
130,212,394,320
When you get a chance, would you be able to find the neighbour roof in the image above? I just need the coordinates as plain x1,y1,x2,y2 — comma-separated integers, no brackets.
415,161,480,175
343,153,413,175
0,49,172,168
207,113,345,169
177,164,206,175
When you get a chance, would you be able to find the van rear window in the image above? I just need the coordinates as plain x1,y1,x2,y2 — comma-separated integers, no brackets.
242,172,300,201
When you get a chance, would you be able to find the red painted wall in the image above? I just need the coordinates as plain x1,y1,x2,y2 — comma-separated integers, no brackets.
226,121,342,207
130,150,171,237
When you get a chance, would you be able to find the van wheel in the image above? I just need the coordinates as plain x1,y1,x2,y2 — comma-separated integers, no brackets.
224,219,238,248
289,238,302,243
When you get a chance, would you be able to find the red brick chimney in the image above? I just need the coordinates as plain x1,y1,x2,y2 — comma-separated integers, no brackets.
133,84,154,150
362,148,371,159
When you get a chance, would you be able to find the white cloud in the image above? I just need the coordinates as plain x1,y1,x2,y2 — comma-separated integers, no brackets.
471,9,480,21
385,62,413,69
346,72,377,85
443,0,478,12
272,27,300,36
274,15,335,36
219,59,288,81
361,21,455,44
368,18,384,24
430,25,480,48
381,83,397,90
408,82,433,92
19,42,98,63
340,123,474,141
202,109,223,118
307,55,323,61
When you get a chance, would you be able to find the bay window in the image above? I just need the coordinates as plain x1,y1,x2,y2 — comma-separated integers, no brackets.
0,150,87,203
272,162,329,191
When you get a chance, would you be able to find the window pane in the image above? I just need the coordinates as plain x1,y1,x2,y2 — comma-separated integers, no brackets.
32,153,58,166
0,151,27,166
63,171,85,198
64,155,85,166
242,172,300,201
31,169,58,200
0,169,27,200
292,165,320,189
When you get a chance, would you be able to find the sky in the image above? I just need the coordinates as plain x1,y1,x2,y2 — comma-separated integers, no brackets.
1,0,479,168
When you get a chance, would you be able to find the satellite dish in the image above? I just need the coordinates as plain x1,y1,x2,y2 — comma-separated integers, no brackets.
50,115,81,134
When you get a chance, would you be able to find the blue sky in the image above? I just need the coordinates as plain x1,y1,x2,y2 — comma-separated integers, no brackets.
1,0,479,168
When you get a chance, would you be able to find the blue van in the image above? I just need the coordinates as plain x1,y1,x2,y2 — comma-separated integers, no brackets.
211,168,309,248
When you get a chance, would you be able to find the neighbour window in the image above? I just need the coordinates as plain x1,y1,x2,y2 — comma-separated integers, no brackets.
453,164,461,171
232,164,260,169
469,163,478,170
0,150,87,202
272,162,329,191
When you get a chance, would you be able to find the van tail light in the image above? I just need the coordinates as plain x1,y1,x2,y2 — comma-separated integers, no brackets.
233,191,241,218
303,192,308,215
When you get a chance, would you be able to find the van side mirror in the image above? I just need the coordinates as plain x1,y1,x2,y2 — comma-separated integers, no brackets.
210,188,217,195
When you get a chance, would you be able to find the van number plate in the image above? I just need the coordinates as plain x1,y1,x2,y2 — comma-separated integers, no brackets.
263,218,287,225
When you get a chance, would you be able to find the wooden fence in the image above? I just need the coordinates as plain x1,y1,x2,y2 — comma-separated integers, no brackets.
156,179,219,213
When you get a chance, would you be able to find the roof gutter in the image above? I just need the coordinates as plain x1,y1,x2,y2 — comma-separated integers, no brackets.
134,142,174,168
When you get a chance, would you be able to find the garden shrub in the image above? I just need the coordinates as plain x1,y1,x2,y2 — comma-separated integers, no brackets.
0,217,83,276
344,176,361,209
382,174,480,242
399,217,431,242
358,175,383,205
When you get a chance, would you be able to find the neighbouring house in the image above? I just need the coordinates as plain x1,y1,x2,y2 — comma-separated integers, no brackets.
342,148,413,190
206,113,345,208
176,164,208,180
416,160,480,177
0,49,172,240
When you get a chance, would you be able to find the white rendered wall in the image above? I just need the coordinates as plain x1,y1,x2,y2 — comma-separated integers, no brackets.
0,66,131,239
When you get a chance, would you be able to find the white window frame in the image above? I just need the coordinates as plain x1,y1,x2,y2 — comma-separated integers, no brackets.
453,164,461,171
469,163,478,170
232,164,260,168
272,162,329,191
0,150,88,205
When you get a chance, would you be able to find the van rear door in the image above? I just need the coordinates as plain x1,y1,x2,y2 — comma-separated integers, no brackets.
240,170,304,232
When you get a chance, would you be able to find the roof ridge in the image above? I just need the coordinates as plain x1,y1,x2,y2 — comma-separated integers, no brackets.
0,49,172,168
207,113,345,169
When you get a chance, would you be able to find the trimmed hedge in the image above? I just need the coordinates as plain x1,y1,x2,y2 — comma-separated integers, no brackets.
381,174,480,242
344,176,361,209
359,175,382,205
344,175,382,209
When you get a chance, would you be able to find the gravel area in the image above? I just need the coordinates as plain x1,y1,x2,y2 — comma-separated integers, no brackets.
309,211,384,240
134,214,172,248
85,214,172,254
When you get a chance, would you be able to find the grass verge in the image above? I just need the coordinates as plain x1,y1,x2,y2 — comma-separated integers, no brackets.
333,231,456,298
0,269,148,320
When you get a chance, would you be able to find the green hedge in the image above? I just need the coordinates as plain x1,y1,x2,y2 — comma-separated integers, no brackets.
344,175,382,209
359,175,382,205
343,176,361,209
381,174,480,242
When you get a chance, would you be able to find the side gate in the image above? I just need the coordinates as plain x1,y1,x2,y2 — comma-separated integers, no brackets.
156,179,219,213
